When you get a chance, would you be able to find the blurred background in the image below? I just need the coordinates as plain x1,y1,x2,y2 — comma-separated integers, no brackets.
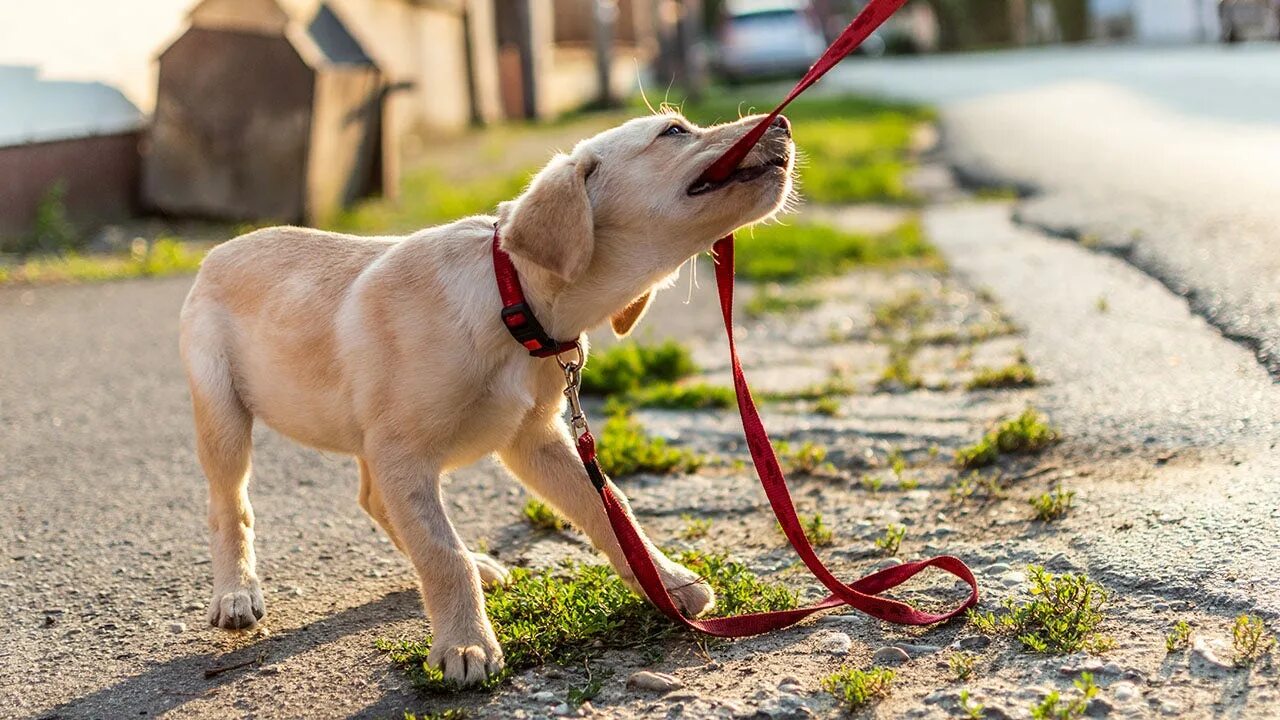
0,0,1275,259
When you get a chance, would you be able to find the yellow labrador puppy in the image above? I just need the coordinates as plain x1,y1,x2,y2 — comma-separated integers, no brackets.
179,111,795,684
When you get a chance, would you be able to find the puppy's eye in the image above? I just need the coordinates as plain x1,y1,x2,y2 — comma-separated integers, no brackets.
659,123,689,138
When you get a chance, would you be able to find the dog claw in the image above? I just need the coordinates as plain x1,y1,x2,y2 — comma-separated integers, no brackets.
208,583,266,630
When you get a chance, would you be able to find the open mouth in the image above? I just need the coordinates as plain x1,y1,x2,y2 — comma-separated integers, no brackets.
687,154,789,196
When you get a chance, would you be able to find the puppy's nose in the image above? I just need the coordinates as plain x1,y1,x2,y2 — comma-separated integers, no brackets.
770,115,791,136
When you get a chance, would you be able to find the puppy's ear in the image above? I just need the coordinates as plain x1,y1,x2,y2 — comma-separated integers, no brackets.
500,153,598,282
610,290,654,337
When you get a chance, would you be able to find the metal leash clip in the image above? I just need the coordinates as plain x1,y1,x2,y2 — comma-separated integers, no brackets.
556,342,590,441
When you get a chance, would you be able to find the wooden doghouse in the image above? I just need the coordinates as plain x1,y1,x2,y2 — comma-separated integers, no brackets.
144,0,391,224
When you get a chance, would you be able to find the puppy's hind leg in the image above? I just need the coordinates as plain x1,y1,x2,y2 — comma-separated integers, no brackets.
190,376,265,630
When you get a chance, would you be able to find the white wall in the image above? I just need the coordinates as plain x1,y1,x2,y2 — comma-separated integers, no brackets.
1132,0,1219,42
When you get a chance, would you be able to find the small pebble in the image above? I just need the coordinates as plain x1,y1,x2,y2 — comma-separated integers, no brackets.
1191,637,1233,669
951,635,991,651
531,690,556,703
168,621,186,634
893,643,942,657
814,630,852,655
1111,682,1138,701
628,670,683,693
871,646,910,665
551,702,572,716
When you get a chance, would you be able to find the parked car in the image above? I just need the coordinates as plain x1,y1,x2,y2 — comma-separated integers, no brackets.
713,0,827,82
1219,0,1280,42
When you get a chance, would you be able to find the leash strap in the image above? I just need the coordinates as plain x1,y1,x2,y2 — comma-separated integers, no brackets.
573,0,978,634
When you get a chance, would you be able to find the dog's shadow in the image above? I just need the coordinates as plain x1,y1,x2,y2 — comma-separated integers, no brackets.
39,589,422,720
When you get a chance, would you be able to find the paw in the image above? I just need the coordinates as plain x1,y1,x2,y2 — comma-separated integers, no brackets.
470,552,511,590
662,563,716,617
208,581,265,630
428,627,505,686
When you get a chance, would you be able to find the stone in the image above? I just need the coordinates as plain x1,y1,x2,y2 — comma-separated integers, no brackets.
1159,699,1183,716
951,635,991,651
531,690,557,703
814,630,853,655
168,622,186,634
893,643,942,657
1111,682,1138,701
1191,637,1234,669
1086,697,1114,717
871,646,910,665
550,702,572,716
628,670,684,693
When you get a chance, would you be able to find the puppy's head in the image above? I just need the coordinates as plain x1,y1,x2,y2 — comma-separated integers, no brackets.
499,111,795,335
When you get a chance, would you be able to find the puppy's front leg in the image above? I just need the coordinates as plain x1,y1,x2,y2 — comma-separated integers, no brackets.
366,450,503,686
499,410,715,616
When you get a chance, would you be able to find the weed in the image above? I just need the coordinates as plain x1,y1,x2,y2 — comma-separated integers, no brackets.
403,710,469,720
596,409,704,476
822,666,894,709
522,499,567,531
959,689,986,718
566,669,610,706
874,523,906,556
1029,672,1098,720
581,340,698,395
873,290,934,331
380,551,795,692
734,219,935,282
1095,296,1109,313
967,566,1112,654
772,440,831,475
949,471,1005,504
813,396,842,417
627,382,735,410
745,284,822,318
876,343,923,392
778,513,834,547
898,477,920,490
680,514,712,540
967,362,1038,390
1232,614,1276,666
949,651,979,680
955,409,1059,469
860,474,884,493
975,186,1020,201
1030,487,1075,521
9,182,79,255
1165,620,1192,653
761,373,856,402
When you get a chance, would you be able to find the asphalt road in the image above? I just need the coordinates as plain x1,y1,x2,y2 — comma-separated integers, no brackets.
830,43,1280,376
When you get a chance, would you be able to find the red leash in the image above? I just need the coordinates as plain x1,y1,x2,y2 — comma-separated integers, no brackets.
497,0,978,635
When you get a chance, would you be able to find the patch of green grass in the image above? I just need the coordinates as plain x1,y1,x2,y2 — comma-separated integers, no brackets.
581,340,698,395
876,343,924,392
522,499,567,532
745,283,822,318
403,710,470,720
949,471,1006,505
873,289,934,331
626,382,735,410
0,238,208,285
967,566,1112,655
949,651,979,680
1232,614,1275,666
967,362,1038,391
734,219,934,283
677,91,932,205
860,474,884,493
959,689,986,718
330,167,535,234
380,550,795,693
874,523,906,556
761,373,856,403
955,409,1060,470
1030,672,1098,720
1030,487,1075,521
772,440,832,475
812,396,842,417
680,514,712,540
974,186,1020,201
566,669,610,706
1165,620,1192,653
821,666,895,710
596,409,704,476
777,513,834,547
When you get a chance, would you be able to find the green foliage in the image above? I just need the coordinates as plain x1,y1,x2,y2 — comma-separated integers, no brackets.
627,382,735,410
1232,614,1275,666
821,666,895,709
967,566,1112,655
596,409,704,476
760,373,856,402
949,471,1005,504
581,340,698,395
6,181,79,255
680,514,712,540
873,289,934,331
813,396,842,417
876,342,923,392
734,219,934,283
745,283,822,318
1030,673,1098,720
566,670,609,706
949,651,979,680
772,440,831,475
403,710,469,720
331,167,535,234
1030,487,1075,521
874,523,906,556
860,474,884,493
0,237,207,285
380,552,795,693
967,362,1038,390
522,499,567,531
959,689,986,718
955,409,1060,469
777,513,834,547
1165,620,1192,653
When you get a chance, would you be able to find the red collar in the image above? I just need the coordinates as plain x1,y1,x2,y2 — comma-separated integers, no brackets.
492,226,580,358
